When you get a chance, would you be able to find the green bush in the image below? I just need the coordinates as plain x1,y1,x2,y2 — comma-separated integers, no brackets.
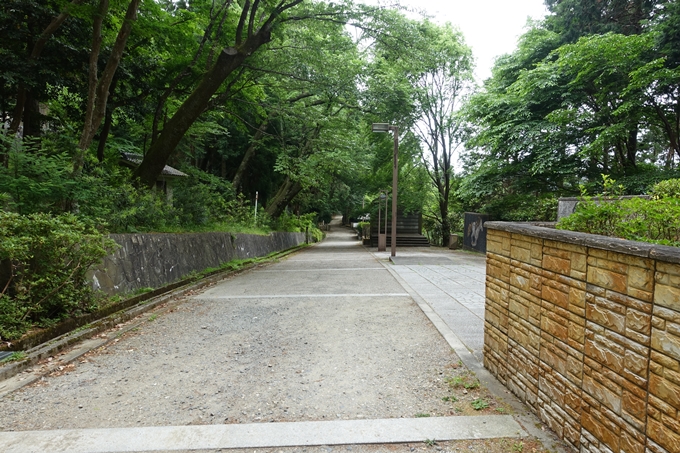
614,168,680,195
273,212,324,242
359,221,370,239
650,178,680,200
476,194,559,222
0,213,117,340
172,167,238,226
557,196,680,246
0,139,79,215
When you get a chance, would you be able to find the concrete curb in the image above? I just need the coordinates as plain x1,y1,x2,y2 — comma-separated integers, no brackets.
0,416,525,453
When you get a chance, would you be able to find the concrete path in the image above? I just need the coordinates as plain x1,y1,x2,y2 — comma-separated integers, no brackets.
372,250,487,362
0,219,564,453
370,243,569,453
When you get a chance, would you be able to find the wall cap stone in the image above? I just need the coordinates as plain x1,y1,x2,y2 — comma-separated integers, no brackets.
558,195,651,202
485,221,680,264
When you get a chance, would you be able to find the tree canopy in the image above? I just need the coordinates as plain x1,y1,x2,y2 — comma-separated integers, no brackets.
459,0,680,220
3,0,680,240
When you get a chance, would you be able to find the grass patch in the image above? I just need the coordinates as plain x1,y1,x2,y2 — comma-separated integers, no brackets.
471,398,489,410
446,373,480,389
1,351,27,363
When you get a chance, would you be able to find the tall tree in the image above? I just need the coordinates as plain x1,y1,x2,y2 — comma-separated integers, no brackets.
133,0,306,188
407,22,472,246
545,0,660,40
73,0,142,175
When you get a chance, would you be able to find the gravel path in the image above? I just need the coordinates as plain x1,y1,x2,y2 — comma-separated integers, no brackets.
0,226,499,432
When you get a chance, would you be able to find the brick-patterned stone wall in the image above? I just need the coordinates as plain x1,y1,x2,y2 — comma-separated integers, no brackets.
484,222,680,453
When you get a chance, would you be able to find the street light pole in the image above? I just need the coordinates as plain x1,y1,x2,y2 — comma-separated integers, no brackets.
372,123,399,258
378,191,386,251
389,125,398,258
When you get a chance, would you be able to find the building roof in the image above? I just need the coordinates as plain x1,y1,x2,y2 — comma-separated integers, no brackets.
119,152,187,178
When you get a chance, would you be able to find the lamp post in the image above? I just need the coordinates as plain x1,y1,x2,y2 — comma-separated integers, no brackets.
372,123,399,258
378,191,386,251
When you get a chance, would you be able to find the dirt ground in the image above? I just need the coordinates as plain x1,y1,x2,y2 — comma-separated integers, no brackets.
0,272,506,431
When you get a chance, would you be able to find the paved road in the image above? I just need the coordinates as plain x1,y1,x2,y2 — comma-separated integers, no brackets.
0,219,566,453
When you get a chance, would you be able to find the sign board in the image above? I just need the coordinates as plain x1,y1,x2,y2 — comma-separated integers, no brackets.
463,213,491,253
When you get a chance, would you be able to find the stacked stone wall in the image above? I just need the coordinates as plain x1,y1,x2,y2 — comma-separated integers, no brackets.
89,231,306,295
484,222,680,453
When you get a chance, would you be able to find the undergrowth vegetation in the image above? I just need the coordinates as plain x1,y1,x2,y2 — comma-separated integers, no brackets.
0,213,116,340
557,179,680,246
0,138,324,342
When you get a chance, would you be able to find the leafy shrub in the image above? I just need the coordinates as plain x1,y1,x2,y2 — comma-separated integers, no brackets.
359,221,371,239
273,212,324,242
614,168,680,195
649,178,680,200
0,139,79,215
0,213,116,340
172,167,238,226
557,196,680,246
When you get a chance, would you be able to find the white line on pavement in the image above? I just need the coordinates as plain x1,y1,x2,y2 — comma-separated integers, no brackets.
258,268,386,272
199,293,410,299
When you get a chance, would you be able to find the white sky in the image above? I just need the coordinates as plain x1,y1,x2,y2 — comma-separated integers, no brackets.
360,0,549,82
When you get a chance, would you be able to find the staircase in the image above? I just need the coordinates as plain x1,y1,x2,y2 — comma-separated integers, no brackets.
369,212,430,247
369,234,430,247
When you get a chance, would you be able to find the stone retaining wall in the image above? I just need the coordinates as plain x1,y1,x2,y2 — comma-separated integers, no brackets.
484,222,680,453
90,232,306,295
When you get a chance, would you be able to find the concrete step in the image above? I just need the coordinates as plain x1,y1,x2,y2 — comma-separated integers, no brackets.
0,416,526,453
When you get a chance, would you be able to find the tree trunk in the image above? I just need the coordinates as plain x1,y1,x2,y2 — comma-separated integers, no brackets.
232,116,270,191
22,95,42,138
7,0,85,137
438,185,450,247
135,46,259,187
133,0,304,188
96,106,114,162
625,126,638,170
96,76,119,162
73,0,141,175
265,177,303,218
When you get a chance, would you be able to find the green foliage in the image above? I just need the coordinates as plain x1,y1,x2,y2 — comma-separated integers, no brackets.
172,167,241,227
0,212,116,340
447,374,480,389
460,1,680,220
613,168,680,195
471,398,490,410
601,174,625,197
0,136,79,215
557,196,680,246
358,221,371,239
0,351,27,363
272,212,324,242
650,178,680,199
